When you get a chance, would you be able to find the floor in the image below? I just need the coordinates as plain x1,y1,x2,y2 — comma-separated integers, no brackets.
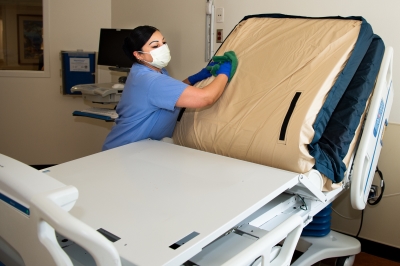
311,252,400,266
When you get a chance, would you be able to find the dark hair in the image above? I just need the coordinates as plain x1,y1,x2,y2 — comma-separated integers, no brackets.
123,25,158,64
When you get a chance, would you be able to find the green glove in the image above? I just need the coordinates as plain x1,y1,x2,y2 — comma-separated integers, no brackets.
206,51,238,82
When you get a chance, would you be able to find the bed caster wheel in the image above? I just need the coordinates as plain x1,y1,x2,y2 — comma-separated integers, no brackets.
335,255,355,266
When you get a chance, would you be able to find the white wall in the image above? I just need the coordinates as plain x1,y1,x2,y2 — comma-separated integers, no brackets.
331,124,400,248
0,0,113,164
111,0,208,80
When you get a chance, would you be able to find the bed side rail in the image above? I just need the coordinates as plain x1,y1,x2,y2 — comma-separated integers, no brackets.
350,47,394,210
0,154,121,266
31,186,121,266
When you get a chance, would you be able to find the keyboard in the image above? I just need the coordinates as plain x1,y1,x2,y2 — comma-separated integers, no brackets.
80,107,118,119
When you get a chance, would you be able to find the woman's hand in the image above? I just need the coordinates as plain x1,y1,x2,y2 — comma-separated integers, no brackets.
186,62,216,85
215,62,232,79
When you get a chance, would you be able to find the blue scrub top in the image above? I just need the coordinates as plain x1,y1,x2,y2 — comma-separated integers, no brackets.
102,63,188,151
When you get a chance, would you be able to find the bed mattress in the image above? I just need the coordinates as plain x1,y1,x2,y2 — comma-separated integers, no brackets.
173,14,384,185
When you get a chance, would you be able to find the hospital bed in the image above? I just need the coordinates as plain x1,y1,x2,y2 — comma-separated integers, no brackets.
0,14,394,266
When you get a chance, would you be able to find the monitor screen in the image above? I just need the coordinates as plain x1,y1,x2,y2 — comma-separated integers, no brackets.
97,28,133,69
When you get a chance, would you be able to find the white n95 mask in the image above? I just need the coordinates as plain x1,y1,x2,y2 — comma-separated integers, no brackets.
140,44,171,69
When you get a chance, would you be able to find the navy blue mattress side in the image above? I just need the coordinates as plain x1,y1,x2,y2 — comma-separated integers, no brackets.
310,19,373,144
309,35,385,183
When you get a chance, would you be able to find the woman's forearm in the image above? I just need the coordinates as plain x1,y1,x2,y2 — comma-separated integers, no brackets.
201,74,229,104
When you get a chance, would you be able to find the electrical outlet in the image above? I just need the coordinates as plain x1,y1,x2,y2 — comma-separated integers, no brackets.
216,29,223,43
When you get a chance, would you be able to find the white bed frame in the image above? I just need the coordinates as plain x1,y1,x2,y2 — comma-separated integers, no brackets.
0,47,393,266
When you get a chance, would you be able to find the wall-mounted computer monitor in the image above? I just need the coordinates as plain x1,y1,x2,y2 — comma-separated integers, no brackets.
97,28,133,71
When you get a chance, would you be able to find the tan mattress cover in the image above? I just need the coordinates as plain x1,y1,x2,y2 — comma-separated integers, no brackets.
174,17,361,179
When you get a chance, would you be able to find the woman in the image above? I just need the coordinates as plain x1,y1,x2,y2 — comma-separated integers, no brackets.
102,25,232,151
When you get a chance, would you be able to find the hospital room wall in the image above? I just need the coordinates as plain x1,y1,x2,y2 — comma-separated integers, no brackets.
0,0,113,165
331,124,400,248
111,0,400,248
110,0,207,81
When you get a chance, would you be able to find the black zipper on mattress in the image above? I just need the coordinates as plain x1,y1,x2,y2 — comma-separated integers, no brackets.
279,92,302,141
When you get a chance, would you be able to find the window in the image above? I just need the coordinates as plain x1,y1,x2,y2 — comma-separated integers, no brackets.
0,0,49,77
